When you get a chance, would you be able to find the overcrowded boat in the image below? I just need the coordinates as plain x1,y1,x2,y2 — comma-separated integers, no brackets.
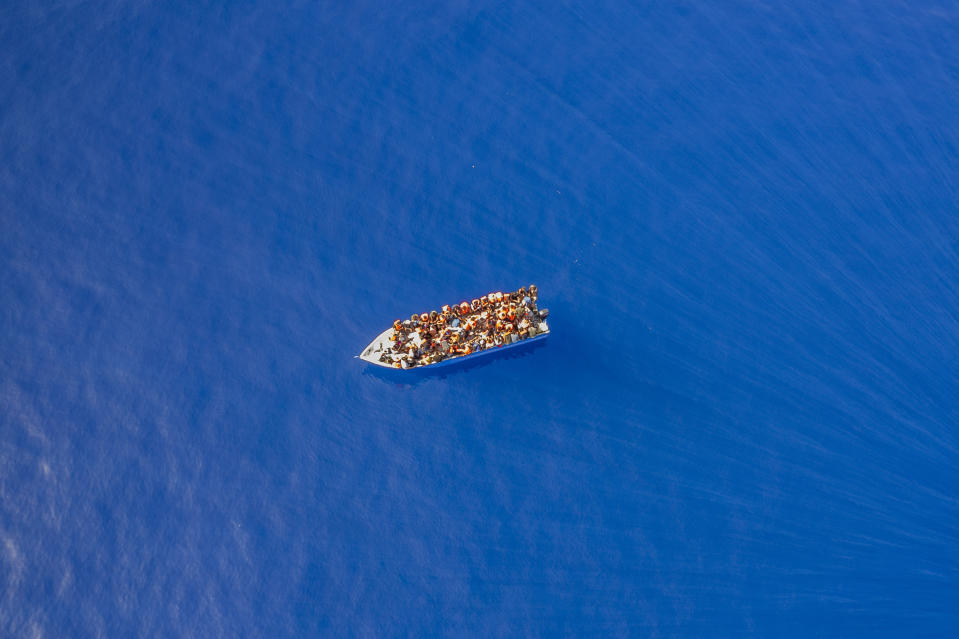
358,285,549,369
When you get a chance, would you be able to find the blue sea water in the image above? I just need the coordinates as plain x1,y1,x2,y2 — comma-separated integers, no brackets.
3,1,959,636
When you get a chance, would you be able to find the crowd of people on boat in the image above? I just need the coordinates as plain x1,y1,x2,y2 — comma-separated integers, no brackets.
378,285,549,368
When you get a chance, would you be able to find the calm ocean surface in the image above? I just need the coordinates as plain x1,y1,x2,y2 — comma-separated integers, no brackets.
3,2,958,636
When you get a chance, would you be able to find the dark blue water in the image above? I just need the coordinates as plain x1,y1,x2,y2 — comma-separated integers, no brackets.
3,2,958,636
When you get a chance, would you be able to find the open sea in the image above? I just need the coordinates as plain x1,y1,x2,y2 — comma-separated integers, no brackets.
3,1,959,636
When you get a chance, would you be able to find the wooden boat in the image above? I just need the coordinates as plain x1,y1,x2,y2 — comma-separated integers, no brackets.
357,288,549,370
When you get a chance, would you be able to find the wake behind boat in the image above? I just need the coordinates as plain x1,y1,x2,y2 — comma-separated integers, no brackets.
359,285,549,369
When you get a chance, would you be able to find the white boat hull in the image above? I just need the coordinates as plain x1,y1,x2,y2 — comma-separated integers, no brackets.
358,323,549,370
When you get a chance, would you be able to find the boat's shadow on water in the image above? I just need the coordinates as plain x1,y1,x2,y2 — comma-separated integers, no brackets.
360,338,549,387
